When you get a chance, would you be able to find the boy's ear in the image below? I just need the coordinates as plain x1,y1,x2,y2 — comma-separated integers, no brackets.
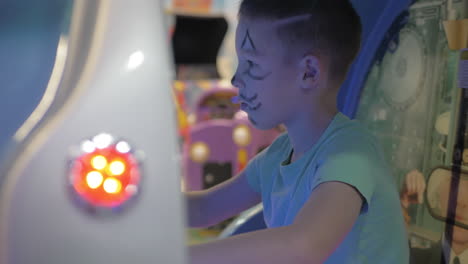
299,55,321,92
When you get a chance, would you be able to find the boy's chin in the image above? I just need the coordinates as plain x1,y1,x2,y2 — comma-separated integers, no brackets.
249,116,278,131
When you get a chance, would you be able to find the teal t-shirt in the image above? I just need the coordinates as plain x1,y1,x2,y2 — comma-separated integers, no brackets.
245,112,409,263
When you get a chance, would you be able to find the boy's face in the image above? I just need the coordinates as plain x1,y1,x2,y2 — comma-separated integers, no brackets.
232,16,306,130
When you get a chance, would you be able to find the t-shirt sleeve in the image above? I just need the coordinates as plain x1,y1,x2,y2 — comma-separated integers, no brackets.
311,142,378,213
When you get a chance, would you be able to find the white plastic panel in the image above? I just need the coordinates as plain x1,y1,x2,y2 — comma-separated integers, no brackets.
0,0,186,263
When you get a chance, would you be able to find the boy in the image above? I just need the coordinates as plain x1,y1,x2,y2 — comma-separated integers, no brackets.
186,0,409,263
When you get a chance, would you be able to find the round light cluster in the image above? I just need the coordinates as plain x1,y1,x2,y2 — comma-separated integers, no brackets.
70,133,141,209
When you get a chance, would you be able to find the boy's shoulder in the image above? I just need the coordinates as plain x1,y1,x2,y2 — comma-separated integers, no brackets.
317,116,384,168
253,114,379,164
318,112,374,141
320,119,379,155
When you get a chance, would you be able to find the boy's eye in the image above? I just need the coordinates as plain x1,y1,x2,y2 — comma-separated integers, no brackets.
245,60,263,80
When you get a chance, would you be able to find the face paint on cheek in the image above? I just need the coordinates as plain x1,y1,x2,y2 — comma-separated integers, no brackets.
241,101,262,112
249,116,257,126
251,102,262,110
239,28,273,81
239,93,262,111
242,62,272,81
240,93,258,103
241,29,256,51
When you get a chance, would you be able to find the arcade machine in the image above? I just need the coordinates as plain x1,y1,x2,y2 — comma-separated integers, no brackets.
165,0,234,147
338,0,468,262
0,1,187,263
351,0,468,261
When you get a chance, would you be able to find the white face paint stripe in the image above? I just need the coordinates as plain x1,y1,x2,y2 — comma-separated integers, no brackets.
272,14,313,27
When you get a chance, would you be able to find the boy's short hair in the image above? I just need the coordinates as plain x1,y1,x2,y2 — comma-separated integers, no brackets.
239,0,362,84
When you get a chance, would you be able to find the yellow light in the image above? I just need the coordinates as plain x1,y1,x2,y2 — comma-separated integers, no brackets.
190,142,210,163
91,155,107,170
238,149,248,164
103,178,122,194
86,171,104,189
109,161,126,176
233,125,251,147
198,81,211,90
174,81,185,91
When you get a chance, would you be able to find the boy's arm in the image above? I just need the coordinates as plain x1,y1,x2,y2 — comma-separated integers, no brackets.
186,170,261,228
189,181,362,264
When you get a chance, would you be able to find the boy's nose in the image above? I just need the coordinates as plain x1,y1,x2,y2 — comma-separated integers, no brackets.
231,74,244,89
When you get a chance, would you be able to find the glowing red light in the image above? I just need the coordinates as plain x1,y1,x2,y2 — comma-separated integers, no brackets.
70,141,140,208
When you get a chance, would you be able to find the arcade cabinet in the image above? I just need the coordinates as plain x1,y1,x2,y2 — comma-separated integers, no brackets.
0,1,187,263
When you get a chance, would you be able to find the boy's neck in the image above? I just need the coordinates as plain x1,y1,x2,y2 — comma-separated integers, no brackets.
286,106,338,163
